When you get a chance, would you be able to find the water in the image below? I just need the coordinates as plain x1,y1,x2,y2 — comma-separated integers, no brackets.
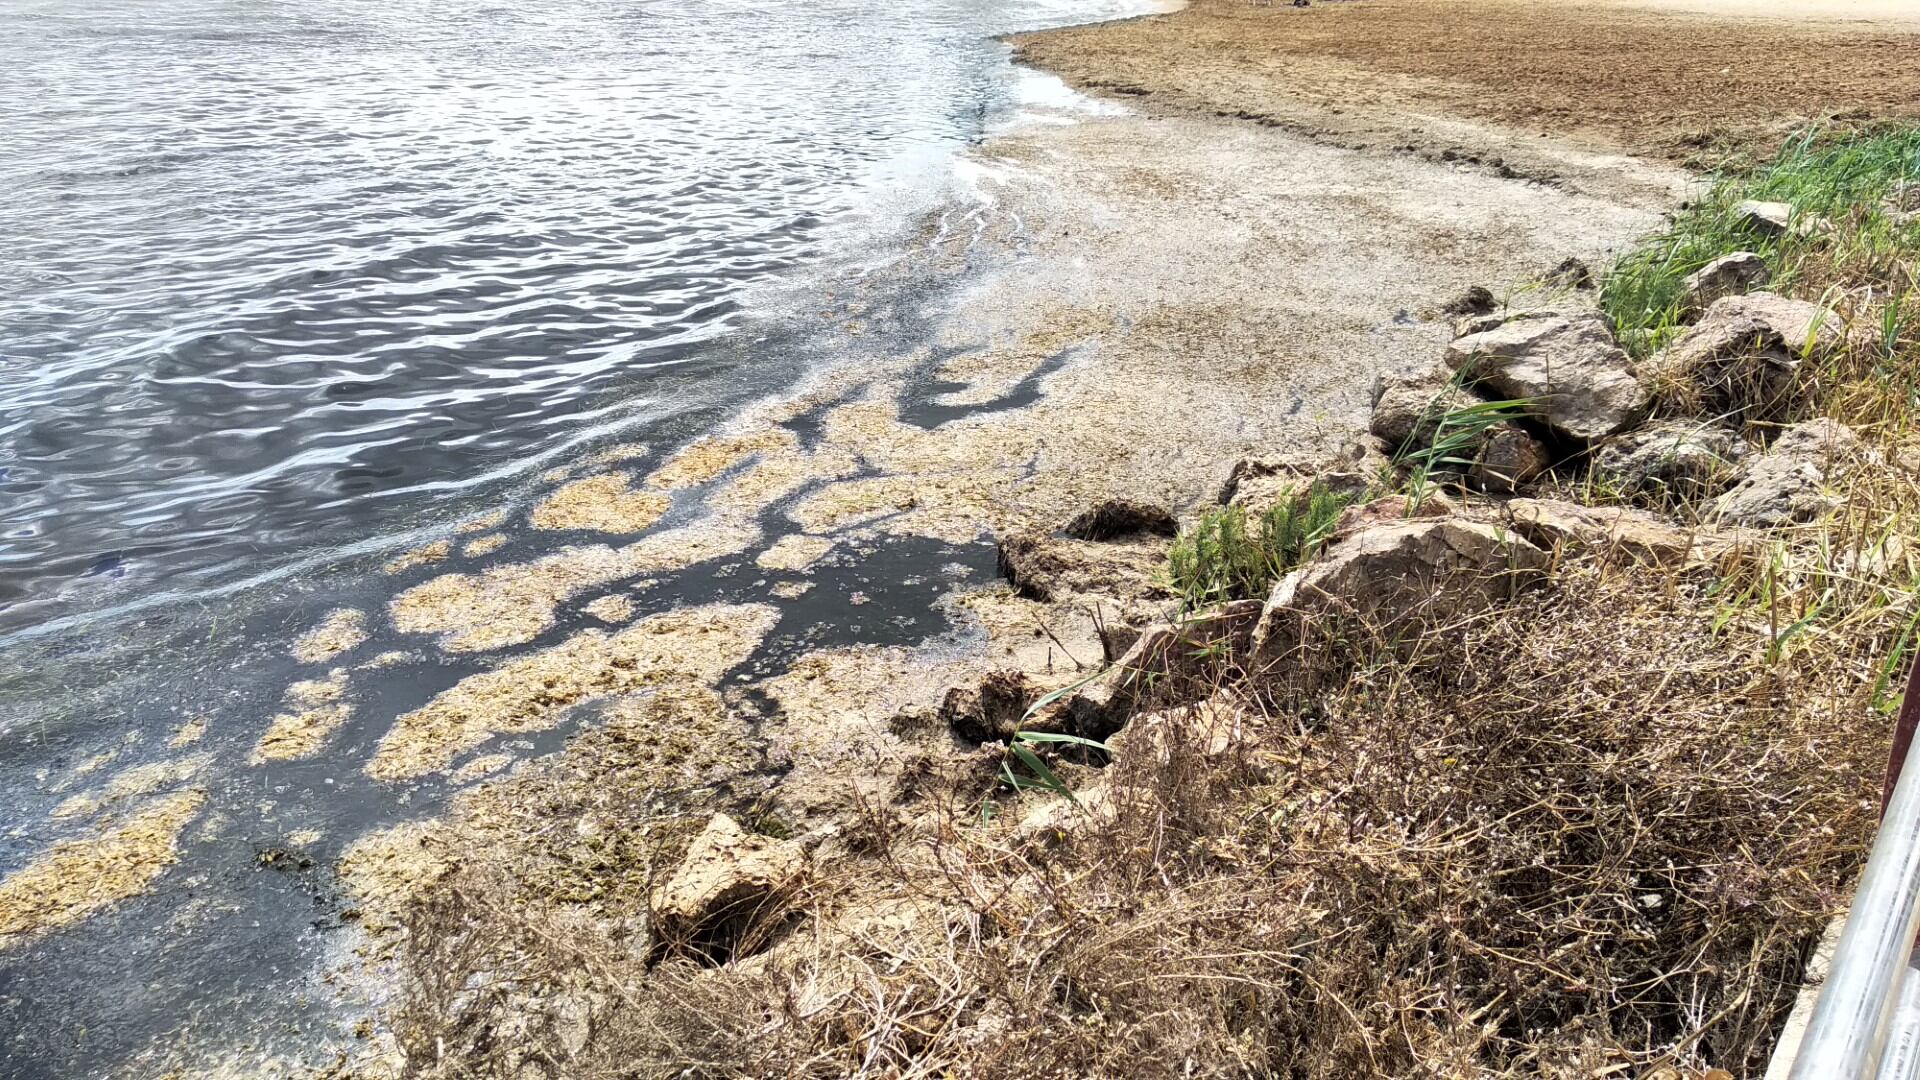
0,0,1150,1074
0,0,1141,640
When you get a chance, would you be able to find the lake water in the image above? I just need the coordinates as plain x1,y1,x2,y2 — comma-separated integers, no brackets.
0,0,1142,642
0,0,1147,1074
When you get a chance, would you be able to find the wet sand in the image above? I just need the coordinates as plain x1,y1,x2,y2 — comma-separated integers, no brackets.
1012,0,1920,169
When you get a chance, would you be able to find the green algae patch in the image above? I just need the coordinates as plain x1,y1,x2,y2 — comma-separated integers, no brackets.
368,603,778,780
0,790,206,949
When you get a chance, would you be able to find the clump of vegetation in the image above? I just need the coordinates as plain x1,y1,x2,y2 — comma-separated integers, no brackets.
1603,124,1920,359
1166,484,1359,608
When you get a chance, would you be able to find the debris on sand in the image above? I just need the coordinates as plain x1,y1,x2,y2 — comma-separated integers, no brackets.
0,790,206,948
530,472,672,534
368,603,777,780
338,820,455,931
291,607,368,664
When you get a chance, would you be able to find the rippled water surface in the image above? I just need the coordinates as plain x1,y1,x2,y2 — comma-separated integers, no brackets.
0,0,1139,638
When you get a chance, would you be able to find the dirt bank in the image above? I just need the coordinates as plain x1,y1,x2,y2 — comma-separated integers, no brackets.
1012,0,1920,170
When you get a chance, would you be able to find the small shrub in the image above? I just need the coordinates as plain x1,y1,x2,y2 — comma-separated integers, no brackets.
1167,484,1357,608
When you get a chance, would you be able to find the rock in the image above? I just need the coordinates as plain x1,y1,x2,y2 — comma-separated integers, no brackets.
1063,499,1178,542
650,813,806,962
1710,418,1872,528
1044,600,1264,739
1369,365,1477,455
1444,312,1648,443
1645,292,1846,419
1506,498,1721,568
1470,423,1551,493
1681,252,1770,314
1591,420,1749,502
1544,256,1594,291
939,670,1041,743
997,532,1170,604
1251,518,1549,661
1218,442,1386,518
1736,199,1797,238
1440,285,1497,317
1330,492,1457,538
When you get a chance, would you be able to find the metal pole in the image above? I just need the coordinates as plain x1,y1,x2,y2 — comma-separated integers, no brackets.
1789,659,1920,1079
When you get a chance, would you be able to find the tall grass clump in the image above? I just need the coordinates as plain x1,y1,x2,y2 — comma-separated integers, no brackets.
1603,125,1920,358
1167,484,1357,607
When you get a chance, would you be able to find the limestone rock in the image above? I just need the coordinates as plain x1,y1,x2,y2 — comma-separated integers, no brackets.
997,532,1171,604
1063,499,1178,542
650,813,805,961
1252,519,1548,660
1369,365,1477,455
1470,423,1551,494
1219,442,1385,518
1644,292,1846,419
1045,600,1264,739
1735,199,1796,238
1591,420,1748,502
1710,418,1872,528
1682,252,1770,314
1506,498,1718,568
1444,312,1648,443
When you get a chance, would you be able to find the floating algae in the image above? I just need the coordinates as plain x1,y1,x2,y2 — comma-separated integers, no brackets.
582,594,636,623
337,819,455,930
252,668,353,763
0,790,206,948
389,519,760,653
290,607,368,664
643,429,795,490
383,539,451,575
461,534,507,558
529,472,672,534
454,510,508,535
52,754,214,820
368,602,778,780
756,534,836,572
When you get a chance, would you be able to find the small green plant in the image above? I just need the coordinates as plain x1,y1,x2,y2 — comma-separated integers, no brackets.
1166,483,1357,608
995,670,1114,806
1395,392,1534,507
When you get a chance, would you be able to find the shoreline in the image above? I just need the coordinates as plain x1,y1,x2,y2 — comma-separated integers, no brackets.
7,0,1920,1075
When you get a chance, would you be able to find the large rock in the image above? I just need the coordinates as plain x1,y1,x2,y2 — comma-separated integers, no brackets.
1251,518,1548,661
1682,252,1770,314
1218,441,1385,519
1710,418,1872,528
1644,292,1847,419
1444,312,1648,443
997,531,1171,604
1591,420,1749,503
1506,498,1726,568
1063,498,1177,542
1735,199,1797,238
1369,365,1477,456
650,813,806,961
1043,600,1264,739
